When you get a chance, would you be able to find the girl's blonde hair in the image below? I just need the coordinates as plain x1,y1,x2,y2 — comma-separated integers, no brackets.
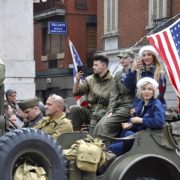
137,54,165,83
136,81,159,99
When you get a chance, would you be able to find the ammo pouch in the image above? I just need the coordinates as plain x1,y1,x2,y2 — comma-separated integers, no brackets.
76,139,102,172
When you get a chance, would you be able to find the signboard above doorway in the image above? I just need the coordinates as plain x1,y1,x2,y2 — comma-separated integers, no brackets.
48,22,67,34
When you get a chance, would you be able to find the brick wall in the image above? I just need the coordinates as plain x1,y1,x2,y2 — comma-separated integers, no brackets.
34,0,97,71
97,0,179,49
65,15,87,66
97,0,104,51
119,0,148,48
173,0,180,15
34,22,48,71
65,0,97,67
65,0,97,14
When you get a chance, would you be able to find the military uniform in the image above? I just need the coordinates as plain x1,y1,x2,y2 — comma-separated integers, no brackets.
18,98,42,127
24,113,43,128
71,70,114,129
94,69,135,137
33,112,73,139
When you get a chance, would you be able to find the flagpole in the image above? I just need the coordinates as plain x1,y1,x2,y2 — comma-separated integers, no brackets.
68,38,77,72
68,38,85,106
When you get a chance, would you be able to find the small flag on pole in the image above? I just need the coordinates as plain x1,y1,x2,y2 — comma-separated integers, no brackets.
68,38,88,106
147,18,180,111
68,39,83,77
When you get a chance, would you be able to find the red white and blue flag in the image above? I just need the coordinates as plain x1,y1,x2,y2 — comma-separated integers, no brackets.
68,39,83,78
68,38,87,106
147,18,180,111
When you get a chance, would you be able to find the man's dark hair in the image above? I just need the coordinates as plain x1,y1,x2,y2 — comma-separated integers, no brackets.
93,54,109,67
5,89,16,98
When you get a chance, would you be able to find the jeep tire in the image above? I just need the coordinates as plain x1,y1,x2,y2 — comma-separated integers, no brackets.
0,128,67,180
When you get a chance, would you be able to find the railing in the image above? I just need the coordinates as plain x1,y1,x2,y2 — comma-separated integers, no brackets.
34,0,65,14
152,17,173,33
147,17,172,34
36,68,73,78
153,17,171,28
36,66,92,78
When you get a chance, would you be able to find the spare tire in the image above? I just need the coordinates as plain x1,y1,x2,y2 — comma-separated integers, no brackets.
0,128,67,180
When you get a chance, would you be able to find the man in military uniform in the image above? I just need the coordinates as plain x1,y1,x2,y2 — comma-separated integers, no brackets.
18,98,43,127
70,54,114,131
33,94,73,139
94,49,136,137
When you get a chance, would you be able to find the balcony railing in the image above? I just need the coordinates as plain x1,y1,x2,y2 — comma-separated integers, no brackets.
153,17,171,28
34,0,65,14
36,68,73,78
147,17,172,34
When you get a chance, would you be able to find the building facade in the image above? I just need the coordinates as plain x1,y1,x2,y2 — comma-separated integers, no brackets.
0,0,35,101
34,0,97,105
34,0,179,108
97,0,180,108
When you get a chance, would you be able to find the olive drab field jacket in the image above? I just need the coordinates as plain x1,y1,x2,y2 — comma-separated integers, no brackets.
33,112,73,139
73,70,114,111
107,70,135,113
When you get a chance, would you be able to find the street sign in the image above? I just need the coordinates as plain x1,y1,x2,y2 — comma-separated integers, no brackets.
48,22,67,34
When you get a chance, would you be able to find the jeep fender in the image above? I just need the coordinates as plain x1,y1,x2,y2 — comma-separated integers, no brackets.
105,154,180,180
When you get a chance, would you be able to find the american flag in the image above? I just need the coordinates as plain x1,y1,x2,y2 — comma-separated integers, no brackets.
68,39,87,106
147,18,180,111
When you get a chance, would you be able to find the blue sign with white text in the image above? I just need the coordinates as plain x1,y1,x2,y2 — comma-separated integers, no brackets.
48,22,67,34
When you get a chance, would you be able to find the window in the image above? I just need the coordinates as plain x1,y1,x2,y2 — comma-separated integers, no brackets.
104,0,118,34
75,0,87,9
48,59,58,69
42,28,65,68
148,0,167,27
42,28,64,56
86,26,97,53
86,25,97,68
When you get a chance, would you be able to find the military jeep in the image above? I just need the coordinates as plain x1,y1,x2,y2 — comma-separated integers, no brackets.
0,113,180,180
0,59,180,180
